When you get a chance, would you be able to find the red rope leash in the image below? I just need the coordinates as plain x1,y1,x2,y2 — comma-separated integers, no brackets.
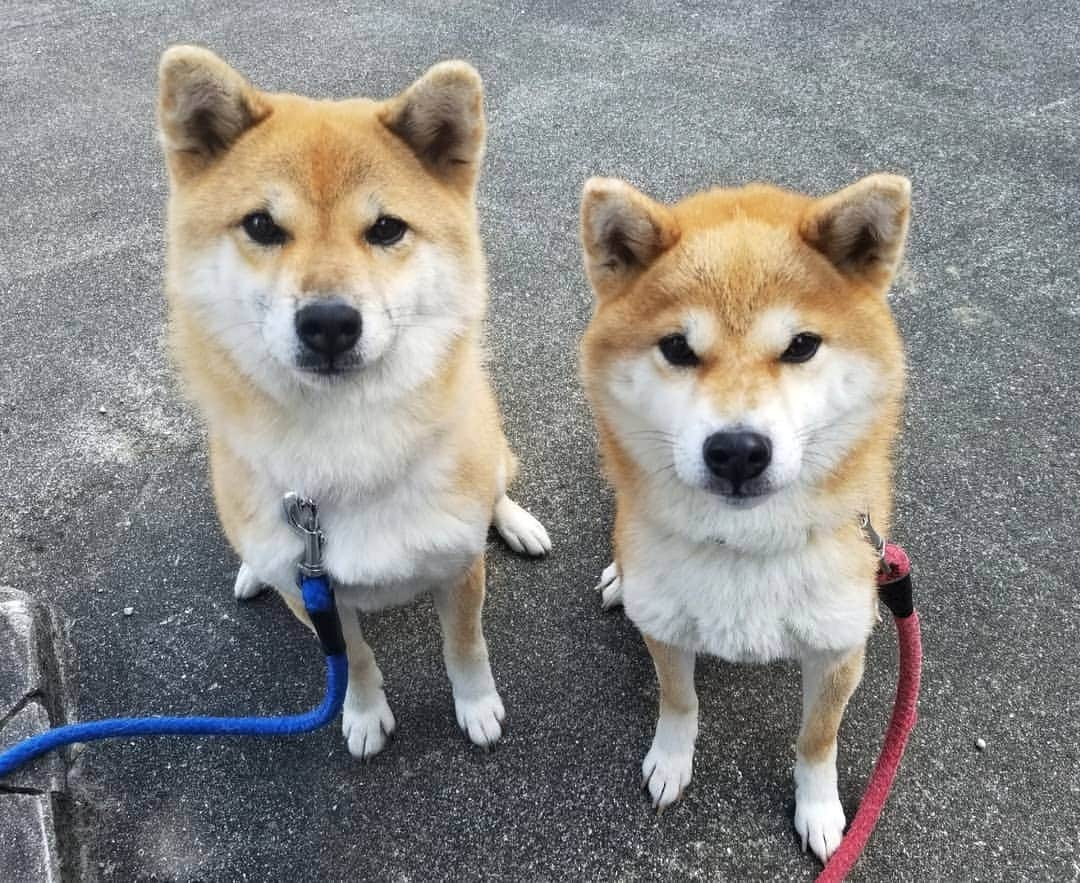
816,542,922,883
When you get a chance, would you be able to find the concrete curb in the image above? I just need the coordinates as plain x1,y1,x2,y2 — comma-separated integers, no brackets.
0,587,82,882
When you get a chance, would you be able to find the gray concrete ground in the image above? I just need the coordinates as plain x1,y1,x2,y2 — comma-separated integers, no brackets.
1,1,1078,880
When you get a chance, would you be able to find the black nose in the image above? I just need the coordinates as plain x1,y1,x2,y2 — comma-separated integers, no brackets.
703,431,772,484
295,301,361,357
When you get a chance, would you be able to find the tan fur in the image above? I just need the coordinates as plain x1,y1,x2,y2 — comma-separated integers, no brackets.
159,47,513,553
434,556,488,658
582,176,908,541
158,46,545,755
339,608,386,700
277,575,390,709
644,634,698,718
579,172,911,857
279,590,314,633
798,647,865,764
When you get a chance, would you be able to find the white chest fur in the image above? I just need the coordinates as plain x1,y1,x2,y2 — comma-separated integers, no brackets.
620,521,876,663
219,394,489,612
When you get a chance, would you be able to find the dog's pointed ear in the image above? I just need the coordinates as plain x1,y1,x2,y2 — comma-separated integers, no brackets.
800,173,911,287
580,178,681,300
380,61,485,194
158,46,268,177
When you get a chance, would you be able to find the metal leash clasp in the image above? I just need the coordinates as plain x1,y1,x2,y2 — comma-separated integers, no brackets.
859,512,887,565
283,492,326,579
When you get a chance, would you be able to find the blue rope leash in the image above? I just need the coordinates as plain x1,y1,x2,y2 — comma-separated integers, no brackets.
0,551,348,779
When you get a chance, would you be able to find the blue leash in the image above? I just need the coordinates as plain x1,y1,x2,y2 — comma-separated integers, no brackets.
0,495,347,780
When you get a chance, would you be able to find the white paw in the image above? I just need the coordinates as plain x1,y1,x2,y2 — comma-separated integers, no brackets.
233,562,266,600
794,756,846,863
342,691,396,761
794,795,846,863
595,561,623,609
493,496,552,557
454,690,505,748
642,742,694,810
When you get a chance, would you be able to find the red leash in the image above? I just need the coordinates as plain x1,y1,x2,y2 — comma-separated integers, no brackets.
816,540,922,882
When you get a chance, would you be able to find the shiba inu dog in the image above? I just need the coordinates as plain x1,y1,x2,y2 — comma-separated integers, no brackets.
157,46,551,758
579,173,910,862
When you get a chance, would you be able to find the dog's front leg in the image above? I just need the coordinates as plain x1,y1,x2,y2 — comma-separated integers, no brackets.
337,602,397,760
794,646,865,863
280,592,396,760
432,557,505,748
642,634,698,810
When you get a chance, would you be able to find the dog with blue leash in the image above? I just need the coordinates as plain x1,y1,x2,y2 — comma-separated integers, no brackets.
158,45,551,758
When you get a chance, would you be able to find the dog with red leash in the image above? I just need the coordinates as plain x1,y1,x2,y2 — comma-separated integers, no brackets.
579,173,912,863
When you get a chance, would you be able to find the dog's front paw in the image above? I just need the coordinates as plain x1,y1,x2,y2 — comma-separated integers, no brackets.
595,561,623,609
794,756,847,863
794,793,846,863
233,562,266,600
642,742,694,811
454,690,505,749
493,496,552,557
342,690,396,761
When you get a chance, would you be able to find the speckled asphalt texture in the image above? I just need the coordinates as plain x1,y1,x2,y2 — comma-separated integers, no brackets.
2,2,1078,880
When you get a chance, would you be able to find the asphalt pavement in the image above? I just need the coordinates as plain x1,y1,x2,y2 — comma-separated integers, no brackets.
1,1,1078,880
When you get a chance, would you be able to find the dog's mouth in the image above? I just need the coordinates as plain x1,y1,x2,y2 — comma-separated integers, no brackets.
705,477,773,507
294,353,364,379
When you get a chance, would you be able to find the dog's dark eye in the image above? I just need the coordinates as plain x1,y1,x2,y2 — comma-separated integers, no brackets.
780,333,822,363
365,216,407,247
658,333,699,367
241,211,287,246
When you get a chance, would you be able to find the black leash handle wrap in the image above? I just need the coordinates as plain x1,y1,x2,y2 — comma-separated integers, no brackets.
879,573,914,619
